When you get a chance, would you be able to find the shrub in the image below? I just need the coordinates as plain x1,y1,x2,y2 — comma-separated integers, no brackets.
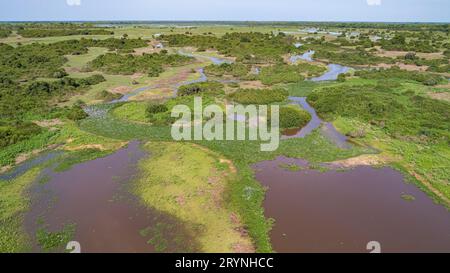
178,81,224,96
279,106,312,129
146,103,168,115
66,105,88,121
228,88,289,104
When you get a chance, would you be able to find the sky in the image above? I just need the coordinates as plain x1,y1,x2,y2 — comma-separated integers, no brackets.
0,0,449,22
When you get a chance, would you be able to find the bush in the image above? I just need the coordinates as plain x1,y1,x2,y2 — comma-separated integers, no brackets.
146,103,168,115
66,105,88,121
279,106,312,129
355,67,445,86
307,84,450,143
96,90,123,102
228,88,289,104
178,81,224,96
0,122,42,148
259,65,304,85
204,63,250,78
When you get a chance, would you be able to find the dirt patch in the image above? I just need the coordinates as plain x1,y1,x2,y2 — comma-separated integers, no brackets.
109,86,133,94
428,92,450,102
131,73,144,80
410,168,450,206
229,213,255,253
238,80,267,89
376,50,445,60
369,63,428,72
328,154,392,168
131,88,173,101
33,119,64,128
64,66,81,73
64,144,107,151
14,144,60,165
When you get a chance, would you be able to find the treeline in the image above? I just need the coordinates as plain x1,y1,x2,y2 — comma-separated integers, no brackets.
307,84,450,144
17,28,114,38
355,67,446,86
162,32,299,64
88,51,191,76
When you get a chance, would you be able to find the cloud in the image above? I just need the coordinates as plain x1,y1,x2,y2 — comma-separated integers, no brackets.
66,0,81,6
366,0,382,6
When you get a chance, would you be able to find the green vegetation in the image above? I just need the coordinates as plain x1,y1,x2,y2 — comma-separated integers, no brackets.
401,194,416,201
315,49,394,65
204,63,250,78
178,81,224,96
308,83,450,143
258,65,303,85
18,28,113,38
228,88,288,104
96,90,123,102
0,122,42,149
355,67,446,86
88,52,192,76
1,22,449,253
279,105,312,129
36,224,76,252
0,168,41,252
163,32,298,64
134,142,255,252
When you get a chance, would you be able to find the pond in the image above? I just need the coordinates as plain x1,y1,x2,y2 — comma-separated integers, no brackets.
25,141,195,253
253,157,450,253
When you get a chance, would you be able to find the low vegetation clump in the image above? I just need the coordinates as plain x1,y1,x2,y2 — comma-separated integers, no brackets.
1,74,105,121
177,81,224,96
204,63,250,78
378,34,441,53
227,88,289,104
258,65,304,85
0,29,11,38
96,90,123,102
162,32,298,64
307,84,450,144
88,52,192,77
315,49,395,65
66,105,89,121
355,67,446,86
0,168,42,252
0,122,42,148
279,105,312,129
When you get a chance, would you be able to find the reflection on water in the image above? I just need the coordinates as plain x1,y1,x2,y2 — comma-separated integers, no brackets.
290,50,315,63
253,157,450,253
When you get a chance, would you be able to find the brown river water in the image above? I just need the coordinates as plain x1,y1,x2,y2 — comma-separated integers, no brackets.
253,156,450,253
25,142,195,253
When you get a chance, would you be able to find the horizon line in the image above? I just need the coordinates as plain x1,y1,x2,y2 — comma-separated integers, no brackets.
0,20,449,24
